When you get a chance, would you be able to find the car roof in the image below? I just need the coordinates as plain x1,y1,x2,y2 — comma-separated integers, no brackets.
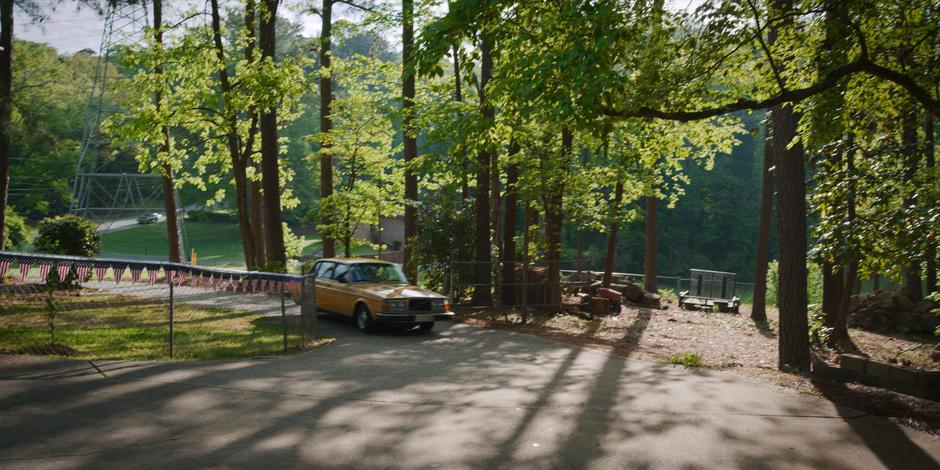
317,258,396,266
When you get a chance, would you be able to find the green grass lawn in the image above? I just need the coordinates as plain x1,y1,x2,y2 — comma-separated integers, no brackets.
100,221,322,265
0,291,310,360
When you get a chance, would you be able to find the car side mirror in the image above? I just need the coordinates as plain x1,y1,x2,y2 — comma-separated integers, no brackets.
337,274,348,283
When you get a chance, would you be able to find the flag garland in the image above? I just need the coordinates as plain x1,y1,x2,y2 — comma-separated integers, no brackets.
56,264,71,283
0,257,11,278
38,263,52,281
76,264,91,281
19,261,31,281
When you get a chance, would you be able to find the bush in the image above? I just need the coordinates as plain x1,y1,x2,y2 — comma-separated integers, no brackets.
666,352,703,367
766,259,823,307
34,215,101,257
3,206,31,249
34,215,100,289
186,209,237,223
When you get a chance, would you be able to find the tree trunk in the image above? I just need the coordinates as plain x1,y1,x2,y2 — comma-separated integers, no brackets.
471,36,494,306
543,129,571,308
521,200,538,311
768,0,810,371
821,260,844,327
602,178,623,288
402,0,418,279
926,114,937,294
900,105,922,301
153,0,182,263
772,100,810,370
244,0,264,269
501,146,519,305
830,138,858,345
643,196,657,293
453,45,469,200
259,0,285,269
250,164,265,267
0,0,11,251
751,134,774,322
318,0,335,259
210,0,258,269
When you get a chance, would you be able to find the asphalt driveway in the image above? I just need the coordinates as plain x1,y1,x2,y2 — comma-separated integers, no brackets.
1,318,939,469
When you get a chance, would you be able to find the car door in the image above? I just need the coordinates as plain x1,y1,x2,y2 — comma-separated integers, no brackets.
329,263,354,316
314,261,339,313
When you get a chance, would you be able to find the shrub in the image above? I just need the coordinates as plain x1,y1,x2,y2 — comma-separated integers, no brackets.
34,215,100,289
35,215,101,257
807,305,832,345
186,209,237,223
766,260,823,307
666,351,703,367
3,206,31,249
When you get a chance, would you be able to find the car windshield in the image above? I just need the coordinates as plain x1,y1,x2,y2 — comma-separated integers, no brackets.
348,263,408,284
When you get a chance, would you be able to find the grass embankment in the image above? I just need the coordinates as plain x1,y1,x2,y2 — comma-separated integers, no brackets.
100,221,323,266
0,291,308,360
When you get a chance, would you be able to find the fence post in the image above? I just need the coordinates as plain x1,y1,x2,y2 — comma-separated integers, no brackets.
281,282,288,354
168,272,174,358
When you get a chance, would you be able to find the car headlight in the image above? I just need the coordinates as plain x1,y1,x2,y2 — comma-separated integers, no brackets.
431,299,445,309
385,299,408,312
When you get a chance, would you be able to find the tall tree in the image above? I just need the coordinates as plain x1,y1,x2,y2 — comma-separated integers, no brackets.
471,34,494,305
501,142,519,304
602,178,624,288
642,194,656,292
153,0,182,263
402,0,418,279
0,0,11,250
317,0,336,259
209,0,261,269
926,113,937,293
259,0,286,269
751,134,773,322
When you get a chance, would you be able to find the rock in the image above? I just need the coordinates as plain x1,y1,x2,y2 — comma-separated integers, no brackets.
597,288,622,307
932,344,940,363
639,292,661,309
915,301,936,314
896,295,917,312
621,282,645,303
580,281,602,296
588,296,609,316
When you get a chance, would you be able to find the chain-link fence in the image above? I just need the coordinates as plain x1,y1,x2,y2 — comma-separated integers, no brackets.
0,252,319,360
446,260,755,308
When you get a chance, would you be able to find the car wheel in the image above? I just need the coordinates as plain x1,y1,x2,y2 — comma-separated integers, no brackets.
417,321,434,333
355,304,376,333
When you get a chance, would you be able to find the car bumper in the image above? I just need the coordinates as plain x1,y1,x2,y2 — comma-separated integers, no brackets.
375,312,455,323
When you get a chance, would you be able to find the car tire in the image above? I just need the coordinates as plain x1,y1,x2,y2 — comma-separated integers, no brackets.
355,304,376,333
417,321,434,333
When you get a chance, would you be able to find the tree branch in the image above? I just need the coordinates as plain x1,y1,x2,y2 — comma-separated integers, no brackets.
601,57,940,121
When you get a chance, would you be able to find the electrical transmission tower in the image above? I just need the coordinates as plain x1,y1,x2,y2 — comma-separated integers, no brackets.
69,1,187,255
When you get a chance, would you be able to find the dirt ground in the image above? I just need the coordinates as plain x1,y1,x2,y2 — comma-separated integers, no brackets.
455,300,940,435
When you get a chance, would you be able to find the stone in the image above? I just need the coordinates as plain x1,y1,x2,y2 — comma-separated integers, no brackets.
915,301,936,314
621,282,645,303
931,344,940,363
597,288,622,306
896,295,917,312
639,292,662,309
868,360,891,378
588,296,609,316
839,354,869,373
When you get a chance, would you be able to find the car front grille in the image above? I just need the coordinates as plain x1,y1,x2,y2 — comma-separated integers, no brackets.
409,298,432,311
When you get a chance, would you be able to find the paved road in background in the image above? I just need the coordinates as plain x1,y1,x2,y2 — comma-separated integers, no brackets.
96,217,150,234
1,319,939,469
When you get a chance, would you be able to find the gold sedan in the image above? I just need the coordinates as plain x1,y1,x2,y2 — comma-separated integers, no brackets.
310,258,453,332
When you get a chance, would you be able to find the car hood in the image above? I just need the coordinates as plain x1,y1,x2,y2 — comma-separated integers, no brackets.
352,284,445,299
